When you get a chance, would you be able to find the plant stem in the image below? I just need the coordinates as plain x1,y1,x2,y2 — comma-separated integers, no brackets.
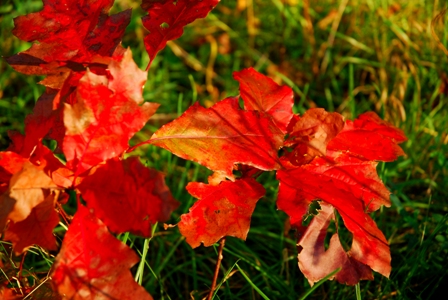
355,282,362,300
207,238,226,300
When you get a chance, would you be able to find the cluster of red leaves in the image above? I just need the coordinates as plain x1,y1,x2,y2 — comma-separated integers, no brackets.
1,0,220,298
149,67,407,286
1,0,407,298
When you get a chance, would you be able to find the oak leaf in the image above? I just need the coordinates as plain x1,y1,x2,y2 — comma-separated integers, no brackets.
78,157,179,237
52,205,152,300
178,178,265,248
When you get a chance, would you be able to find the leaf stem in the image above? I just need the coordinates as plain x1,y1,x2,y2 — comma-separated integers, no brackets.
207,238,226,300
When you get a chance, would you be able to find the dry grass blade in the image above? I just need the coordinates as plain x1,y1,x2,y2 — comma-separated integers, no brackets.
431,9,448,56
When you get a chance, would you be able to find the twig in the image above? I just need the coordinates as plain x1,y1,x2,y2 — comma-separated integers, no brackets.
207,238,226,300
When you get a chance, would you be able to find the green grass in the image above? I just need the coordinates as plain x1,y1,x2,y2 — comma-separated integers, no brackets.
1,0,447,299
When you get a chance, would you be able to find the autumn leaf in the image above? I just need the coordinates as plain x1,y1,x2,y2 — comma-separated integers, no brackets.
63,49,159,175
178,178,265,248
233,67,294,133
284,108,345,165
6,0,131,88
141,0,220,67
150,97,283,179
327,112,407,161
277,153,392,284
297,202,374,285
52,205,152,300
0,151,27,194
78,157,179,237
4,193,60,255
0,161,60,231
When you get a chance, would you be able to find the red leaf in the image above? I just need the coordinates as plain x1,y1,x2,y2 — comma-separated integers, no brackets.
327,112,407,161
4,194,59,255
52,205,152,300
6,0,131,87
277,153,392,285
150,97,283,179
178,178,265,248
284,108,345,165
297,202,373,285
78,157,179,237
0,161,59,231
141,0,220,66
0,152,27,194
233,67,294,133
63,49,159,175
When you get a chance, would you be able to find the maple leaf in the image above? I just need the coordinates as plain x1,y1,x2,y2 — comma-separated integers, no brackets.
63,49,159,175
78,157,179,237
141,0,220,67
52,205,152,300
150,97,283,179
277,153,393,285
6,0,131,88
0,152,27,194
178,178,265,248
327,112,407,161
297,202,374,285
233,67,294,133
0,161,60,231
3,193,60,255
284,108,345,165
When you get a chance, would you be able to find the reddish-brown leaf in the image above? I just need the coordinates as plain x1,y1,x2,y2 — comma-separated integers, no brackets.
141,0,220,66
277,152,392,284
4,194,59,255
0,161,59,231
6,0,131,87
233,67,294,133
52,205,152,300
297,202,374,285
78,157,179,237
327,112,407,161
63,49,159,175
284,108,345,165
150,97,283,179
178,178,265,248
